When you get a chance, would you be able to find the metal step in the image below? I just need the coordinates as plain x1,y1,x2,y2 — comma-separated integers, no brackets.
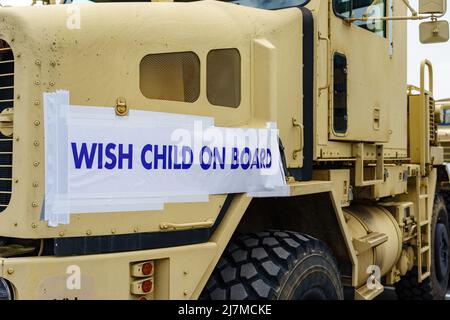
353,232,388,254
355,281,384,300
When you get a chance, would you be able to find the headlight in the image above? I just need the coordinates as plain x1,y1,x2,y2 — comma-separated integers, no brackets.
0,278,13,300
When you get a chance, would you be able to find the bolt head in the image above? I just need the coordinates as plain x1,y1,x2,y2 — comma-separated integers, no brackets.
117,105,127,115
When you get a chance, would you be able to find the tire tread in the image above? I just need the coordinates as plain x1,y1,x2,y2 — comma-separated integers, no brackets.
201,230,342,300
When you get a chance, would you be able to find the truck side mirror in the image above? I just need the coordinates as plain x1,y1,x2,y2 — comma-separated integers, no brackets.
420,20,449,43
419,0,447,14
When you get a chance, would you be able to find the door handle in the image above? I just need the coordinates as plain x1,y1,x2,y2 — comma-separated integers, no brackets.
292,117,304,160
319,32,331,95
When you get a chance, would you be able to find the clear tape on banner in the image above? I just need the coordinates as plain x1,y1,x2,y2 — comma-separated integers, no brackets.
248,161,290,198
69,195,210,214
44,91,70,227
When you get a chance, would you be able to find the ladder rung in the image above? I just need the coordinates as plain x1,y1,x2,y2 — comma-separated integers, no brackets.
0,165,12,168
403,235,415,242
420,246,430,253
419,271,431,281
0,73,14,77
0,48,12,53
0,204,8,207
0,191,11,194
0,60,13,64
0,99,13,103
0,178,11,181
0,86,13,90
0,152,12,155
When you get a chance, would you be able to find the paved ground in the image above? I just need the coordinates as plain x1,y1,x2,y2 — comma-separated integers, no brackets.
376,286,450,300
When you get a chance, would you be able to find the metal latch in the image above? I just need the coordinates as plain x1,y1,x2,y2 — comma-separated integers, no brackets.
292,117,304,160
0,108,13,137
373,107,380,130
115,97,129,116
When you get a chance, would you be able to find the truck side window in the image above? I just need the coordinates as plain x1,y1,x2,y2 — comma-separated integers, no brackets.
333,0,386,37
333,53,348,134
140,52,200,103
207,48,241,108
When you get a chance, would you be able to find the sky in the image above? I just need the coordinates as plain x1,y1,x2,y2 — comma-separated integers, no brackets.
408,0,450,99
0,0,449,98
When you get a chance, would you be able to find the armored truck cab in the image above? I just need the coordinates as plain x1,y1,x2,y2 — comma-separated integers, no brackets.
0,0,448,300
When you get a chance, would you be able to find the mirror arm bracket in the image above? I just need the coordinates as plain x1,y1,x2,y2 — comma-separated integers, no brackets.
346,14,435,23
402,0,419,16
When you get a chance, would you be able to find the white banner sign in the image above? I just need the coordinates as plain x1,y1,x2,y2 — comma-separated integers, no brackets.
44,91,287,226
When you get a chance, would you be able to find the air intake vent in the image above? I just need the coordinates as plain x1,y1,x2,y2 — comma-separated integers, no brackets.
441,141,450,162
429,96,437,146
0,40,14,213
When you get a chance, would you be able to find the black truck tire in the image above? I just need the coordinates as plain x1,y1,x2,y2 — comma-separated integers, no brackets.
201,230,343,300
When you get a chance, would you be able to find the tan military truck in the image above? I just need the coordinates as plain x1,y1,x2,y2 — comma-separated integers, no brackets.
435,99,450,238
0,0,449,300
437,99,450,161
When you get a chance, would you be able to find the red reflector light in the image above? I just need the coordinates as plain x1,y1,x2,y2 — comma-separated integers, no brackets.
142,279,153,293
142,262,153,276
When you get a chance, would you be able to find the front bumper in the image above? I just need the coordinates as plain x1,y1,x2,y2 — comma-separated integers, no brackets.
1,242,216,300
